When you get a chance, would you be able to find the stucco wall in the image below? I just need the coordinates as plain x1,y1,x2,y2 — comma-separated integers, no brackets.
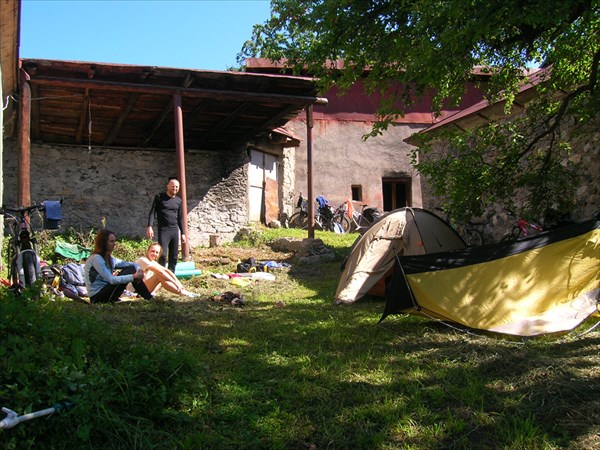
287,119,428,212
2,139,250,247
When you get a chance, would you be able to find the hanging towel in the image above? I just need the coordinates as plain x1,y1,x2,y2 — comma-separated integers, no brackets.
43,200,62,230
55,241,91,261
44,200,62,220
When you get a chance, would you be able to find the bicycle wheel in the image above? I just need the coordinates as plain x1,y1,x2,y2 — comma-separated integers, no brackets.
463,229,484,247
288,212,309,229
333,214,351,233
20,250,38,286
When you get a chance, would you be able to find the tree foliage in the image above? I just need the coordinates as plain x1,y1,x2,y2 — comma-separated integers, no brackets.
239,0,599,222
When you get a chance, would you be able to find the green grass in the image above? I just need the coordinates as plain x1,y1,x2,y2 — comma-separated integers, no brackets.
1,227,599,449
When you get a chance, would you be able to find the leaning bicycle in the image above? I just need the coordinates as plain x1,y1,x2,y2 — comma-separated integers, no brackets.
287,195,351,233
287,194,310,229
434,207,485,247
501,211,544,241
338,201,382,233
1,202,60,290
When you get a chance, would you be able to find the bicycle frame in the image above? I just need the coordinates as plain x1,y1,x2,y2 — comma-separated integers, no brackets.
434,207,485,246
336,201,380,233
515,218,544,237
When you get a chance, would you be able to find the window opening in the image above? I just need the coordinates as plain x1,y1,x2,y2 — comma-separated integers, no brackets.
351,185,363,202
382,178,411,211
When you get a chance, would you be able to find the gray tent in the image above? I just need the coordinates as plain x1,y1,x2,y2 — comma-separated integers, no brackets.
334,208,466,304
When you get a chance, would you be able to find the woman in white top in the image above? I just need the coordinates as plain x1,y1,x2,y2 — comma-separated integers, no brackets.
137,242,197,298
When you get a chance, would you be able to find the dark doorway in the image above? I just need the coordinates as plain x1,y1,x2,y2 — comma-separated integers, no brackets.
382,178,411,211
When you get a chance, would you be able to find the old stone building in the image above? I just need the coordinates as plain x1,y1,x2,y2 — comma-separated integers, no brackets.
245,59,492,216
408,69,600,242
2,59,323,248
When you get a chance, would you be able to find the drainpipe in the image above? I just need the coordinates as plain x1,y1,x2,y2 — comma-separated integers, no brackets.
173,92,190,260
306,105,315,239
18,68,31,208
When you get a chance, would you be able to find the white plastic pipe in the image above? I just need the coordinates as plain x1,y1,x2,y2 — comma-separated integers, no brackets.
0,406,57,429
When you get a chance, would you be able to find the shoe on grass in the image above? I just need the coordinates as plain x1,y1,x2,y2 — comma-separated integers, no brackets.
181,289,199,298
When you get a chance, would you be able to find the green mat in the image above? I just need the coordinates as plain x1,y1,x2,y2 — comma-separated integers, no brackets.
174,261,202,279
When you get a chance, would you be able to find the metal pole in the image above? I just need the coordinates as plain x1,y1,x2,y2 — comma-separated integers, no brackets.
173,93,190,260
306,105,314,239
18,68,31,208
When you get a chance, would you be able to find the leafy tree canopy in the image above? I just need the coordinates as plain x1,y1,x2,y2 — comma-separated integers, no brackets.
239,0,599,223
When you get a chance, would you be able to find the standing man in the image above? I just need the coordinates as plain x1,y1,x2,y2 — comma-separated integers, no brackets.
146,177,186,273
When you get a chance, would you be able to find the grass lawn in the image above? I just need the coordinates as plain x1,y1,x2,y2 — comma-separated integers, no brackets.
1,227,599,449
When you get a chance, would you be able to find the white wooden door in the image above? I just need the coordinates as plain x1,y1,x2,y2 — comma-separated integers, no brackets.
248,150,278,223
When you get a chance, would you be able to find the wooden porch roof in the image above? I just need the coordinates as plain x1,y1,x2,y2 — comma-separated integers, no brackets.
17,58,325,151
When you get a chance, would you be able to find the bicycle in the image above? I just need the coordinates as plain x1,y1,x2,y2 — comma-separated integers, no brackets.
1,202,59,291
434,207,485,247
335,201,381,233
287,194,310,229
501,212,544,241
287,195,351,233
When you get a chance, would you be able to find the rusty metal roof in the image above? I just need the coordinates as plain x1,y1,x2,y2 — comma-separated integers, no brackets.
18,58,323,151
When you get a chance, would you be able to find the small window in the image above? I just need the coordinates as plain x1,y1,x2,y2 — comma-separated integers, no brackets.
351,185,362,201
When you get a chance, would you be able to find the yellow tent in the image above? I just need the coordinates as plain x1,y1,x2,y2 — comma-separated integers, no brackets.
383,215,600,336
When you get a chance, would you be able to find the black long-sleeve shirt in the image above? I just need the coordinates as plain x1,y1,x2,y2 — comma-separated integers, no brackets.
147,193,184,232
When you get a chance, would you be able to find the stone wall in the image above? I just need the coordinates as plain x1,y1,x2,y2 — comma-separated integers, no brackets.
419,116,600,242
2,139,250,247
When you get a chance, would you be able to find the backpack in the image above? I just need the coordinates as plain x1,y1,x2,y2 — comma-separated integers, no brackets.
236,257,269,273
61,262,88,297
316,195,329,209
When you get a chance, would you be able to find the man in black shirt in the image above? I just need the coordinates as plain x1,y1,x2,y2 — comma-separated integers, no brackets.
146,177,186,272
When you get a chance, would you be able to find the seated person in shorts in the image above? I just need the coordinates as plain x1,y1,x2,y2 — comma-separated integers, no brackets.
136,242,197,298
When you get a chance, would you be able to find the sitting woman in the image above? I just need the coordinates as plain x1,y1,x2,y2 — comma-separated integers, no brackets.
137,242,197,298
84,229,153,303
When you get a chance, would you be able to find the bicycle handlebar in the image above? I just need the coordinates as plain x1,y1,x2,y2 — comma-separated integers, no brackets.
0,204,46,215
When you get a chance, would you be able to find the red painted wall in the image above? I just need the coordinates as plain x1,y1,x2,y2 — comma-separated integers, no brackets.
314,80,486,124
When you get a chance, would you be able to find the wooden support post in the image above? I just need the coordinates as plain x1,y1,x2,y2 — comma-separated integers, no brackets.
18,69,31,208
173,92,190,260
306,105,315,239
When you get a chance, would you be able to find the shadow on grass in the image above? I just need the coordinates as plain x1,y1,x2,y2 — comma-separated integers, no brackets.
86,293,600,449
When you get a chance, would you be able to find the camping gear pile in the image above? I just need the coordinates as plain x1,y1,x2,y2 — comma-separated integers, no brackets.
210,291,246,307
335,207,600,337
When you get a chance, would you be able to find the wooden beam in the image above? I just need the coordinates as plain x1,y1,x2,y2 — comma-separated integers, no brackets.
190,80,272,148
76,67,95,145
173,93,190,260
231,104,301,149
157,101,210,148
140,73,194,147
30,76,328,106
104,93,139,146
76,91,90,145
